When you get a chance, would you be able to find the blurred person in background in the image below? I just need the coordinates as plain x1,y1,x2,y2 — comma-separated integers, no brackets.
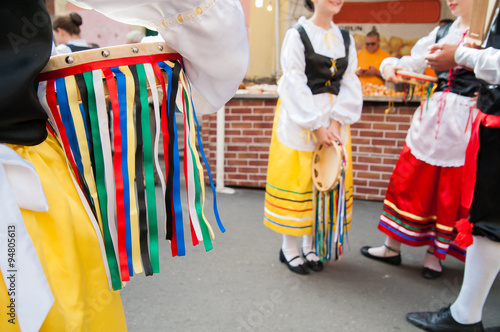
52,12,96,54
356,27,391,86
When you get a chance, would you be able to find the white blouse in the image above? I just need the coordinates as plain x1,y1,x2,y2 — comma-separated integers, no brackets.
380,19,468,75
54,39,90,55
68,0,249,115
380,18,477,167
456,46,500,84
277,16,362,152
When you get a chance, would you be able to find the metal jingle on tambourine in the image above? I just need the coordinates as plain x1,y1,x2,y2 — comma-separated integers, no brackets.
312,140,343,192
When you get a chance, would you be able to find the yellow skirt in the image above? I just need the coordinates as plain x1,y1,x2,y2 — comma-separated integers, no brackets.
264,101,354,236
0,133,126,332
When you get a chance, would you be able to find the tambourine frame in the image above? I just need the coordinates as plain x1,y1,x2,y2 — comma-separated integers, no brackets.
40,42,178,74
395,70,437,86
312,141,343,192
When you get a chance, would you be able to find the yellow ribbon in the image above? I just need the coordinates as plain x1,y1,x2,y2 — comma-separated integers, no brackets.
64,76,103,229
300,130,318,144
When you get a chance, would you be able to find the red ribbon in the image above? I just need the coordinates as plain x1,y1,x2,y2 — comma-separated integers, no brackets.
102,67,129,281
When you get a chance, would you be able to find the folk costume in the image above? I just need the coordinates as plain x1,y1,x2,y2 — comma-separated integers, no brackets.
264,17,362,262
0,0,248,331
450,11,500,324
407,10,500,329
374,18,482,262
457,10,500,246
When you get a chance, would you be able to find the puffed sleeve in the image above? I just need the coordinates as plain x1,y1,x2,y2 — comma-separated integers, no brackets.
456,46,500,84
330,33,362,125
277,28,324,130
68,0,249,115
380,26,440,77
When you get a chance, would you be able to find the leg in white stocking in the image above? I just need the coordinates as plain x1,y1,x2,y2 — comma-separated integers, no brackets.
281,234,304,267
302,234,320,262
368,237,402,258
451,236,500,324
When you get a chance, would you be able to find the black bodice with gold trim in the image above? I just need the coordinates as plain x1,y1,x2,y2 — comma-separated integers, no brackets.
294,24,350,96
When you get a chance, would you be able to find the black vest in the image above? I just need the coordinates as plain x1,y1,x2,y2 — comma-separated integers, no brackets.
294,24,350,96
434,23,481,97
66,44,95,52
0,0,51,145
477,12,500,115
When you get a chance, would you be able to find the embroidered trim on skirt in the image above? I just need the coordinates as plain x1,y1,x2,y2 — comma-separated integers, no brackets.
378,144,468,261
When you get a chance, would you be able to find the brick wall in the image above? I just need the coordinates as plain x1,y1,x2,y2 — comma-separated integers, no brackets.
201,96,417,201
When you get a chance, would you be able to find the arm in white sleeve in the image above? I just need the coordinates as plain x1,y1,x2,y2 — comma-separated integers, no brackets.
68,0,249,115
455,46,500,84
277,29,323,131
330,34,362,125
380,26,440,78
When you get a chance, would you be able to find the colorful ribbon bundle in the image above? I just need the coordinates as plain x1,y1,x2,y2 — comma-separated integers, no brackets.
312,144,348,262
35,44,224,290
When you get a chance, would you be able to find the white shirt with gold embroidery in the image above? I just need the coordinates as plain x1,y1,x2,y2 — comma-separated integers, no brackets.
69,0,249,115
277,16,362,152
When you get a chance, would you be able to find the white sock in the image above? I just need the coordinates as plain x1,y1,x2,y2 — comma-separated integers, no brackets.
424,247,442,272
451,236,500,324
282,234,304,267
302,234,320,262
368,237,401,257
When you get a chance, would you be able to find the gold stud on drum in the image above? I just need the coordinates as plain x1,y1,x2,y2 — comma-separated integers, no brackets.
101,49,110,58
65,56,74,64
312,141,343,192
131,46,139,54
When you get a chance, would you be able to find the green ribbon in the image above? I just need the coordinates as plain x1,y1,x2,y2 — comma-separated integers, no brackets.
82,71,122,290
136,63,160,273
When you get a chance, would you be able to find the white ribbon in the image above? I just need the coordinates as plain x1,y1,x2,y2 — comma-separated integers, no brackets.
0,144,54,332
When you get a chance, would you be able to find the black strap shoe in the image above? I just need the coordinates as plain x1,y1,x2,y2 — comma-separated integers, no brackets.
422,249,443,279
302,250,323,272
360,245,402,266
279,249,309,275
406,305,484,332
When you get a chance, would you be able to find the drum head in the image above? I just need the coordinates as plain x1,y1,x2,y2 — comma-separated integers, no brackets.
312,141,343,192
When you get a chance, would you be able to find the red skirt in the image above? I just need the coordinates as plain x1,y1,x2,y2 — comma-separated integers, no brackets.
378,144,468,261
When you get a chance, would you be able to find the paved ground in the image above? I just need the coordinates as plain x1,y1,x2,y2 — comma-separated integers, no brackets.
121,186,500,331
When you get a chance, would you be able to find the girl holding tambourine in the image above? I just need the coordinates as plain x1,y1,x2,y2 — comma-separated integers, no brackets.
361,0,481,279
263,0,362,275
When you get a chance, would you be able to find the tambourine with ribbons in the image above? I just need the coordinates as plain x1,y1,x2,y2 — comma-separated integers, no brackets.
311,140,348,262
312,140,344,192
36,42,224,290
386,70,438,114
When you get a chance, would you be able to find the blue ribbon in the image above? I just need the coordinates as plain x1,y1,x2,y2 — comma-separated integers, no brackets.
55,78,84,176
157,61,185,256
190,98,225,233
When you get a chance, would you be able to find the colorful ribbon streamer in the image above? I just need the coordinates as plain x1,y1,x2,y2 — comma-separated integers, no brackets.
36,54,224,289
